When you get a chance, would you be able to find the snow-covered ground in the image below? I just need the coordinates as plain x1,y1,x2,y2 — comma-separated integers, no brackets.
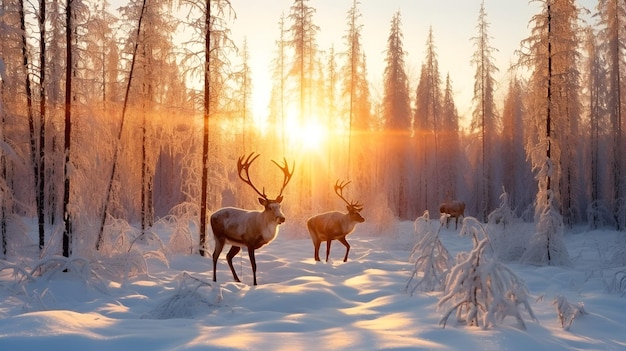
0,219,625,350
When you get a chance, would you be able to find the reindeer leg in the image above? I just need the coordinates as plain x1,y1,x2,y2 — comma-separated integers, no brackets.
325,240,332,262
338,237,350,262
226,246,241,283
212,236,225,282
313,241,321,261
248,246,257,286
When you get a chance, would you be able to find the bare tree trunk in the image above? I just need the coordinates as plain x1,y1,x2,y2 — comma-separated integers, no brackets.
1,63,6,257
545,3,553,263
19,0,40,251
62,0,73,258
199,0,210,256
38,0,47,255
96,0,147,250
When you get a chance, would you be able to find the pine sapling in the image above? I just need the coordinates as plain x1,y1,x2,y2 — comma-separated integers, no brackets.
438,217,537,329
405,211,451,294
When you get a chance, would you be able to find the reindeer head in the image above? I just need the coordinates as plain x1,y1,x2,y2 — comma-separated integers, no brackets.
238,153,294,224
335,180,365,223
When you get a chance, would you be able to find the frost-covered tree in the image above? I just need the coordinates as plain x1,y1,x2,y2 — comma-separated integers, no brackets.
235,37,253,154
340,0,372,201
414,27,443,217
405,211,451,294
597,0,626,229
487,188,528,262
518,0,575,265
440,74,460,205
583,26,610,229
177,0,236,255
287,0,319,124
62,0,74,257
501,74,533,216
438,217,537,330
470,1,499,221
267,13,288,155
382,11,412,219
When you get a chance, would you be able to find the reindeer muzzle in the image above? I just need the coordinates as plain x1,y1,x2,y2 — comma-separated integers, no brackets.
276,216,285,224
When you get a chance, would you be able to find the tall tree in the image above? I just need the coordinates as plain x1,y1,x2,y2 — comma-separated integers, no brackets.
268,13,288,155
440,74,460,204
286,0,319,124
597,0,626,229
519,0,573,266
185,0,235,256
36,0,46,252
236,37,253,154
382,11,412,218
414,27,443,216
583,26,609,228
62,0,74,258
470,1,499,221
96,0,148,251
340,0,363,177
19,0,40,251
501,74,533,214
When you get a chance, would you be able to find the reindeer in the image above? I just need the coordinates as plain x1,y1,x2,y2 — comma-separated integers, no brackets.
306,180,365,262
210,153,294,285
439,200,465,229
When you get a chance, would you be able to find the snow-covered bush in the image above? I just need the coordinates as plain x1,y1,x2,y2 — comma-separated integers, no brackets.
606,270,626,297
487,188,530,262
405,211,451,294
553,295,586,330
142,272,223,319
95,217,168,282
438,217,537,329
521,190,571,266
586,200,613,230
487,187,517,228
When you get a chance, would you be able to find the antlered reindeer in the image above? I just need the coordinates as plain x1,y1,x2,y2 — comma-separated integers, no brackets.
306,180,365,262
210,153,294,285
439,200,465,229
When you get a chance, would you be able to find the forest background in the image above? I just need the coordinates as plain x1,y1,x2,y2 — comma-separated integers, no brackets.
0,0,624,258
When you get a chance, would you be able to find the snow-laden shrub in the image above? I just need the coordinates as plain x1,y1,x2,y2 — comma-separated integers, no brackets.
488,188,517,228
405,211,451,294
553,295,586,330
438,217,537,330
154,208,196,255
142,272,223,319
521,190,571,266
586,200,614,230
95,217,168,282
606,270,626,297
487,188,529,262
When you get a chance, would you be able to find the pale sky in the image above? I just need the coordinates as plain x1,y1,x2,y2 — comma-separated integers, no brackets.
228,0,597,127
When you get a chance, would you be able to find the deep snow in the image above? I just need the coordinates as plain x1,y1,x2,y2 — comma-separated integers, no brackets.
0,219,625,350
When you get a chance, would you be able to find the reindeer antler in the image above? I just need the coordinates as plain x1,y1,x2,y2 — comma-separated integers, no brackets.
272,157,294,198
334,180,363,211
238,153,294,200
237,152,267,199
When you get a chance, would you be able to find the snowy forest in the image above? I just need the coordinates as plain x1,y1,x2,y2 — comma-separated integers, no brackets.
0,0,625,261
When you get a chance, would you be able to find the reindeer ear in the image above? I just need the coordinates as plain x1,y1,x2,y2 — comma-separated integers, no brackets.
276,195,283,203
346,204,351,212
258,197,268,206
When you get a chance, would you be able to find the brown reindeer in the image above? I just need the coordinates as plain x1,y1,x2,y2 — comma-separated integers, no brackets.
306,180,365,262
210,153,294,285
439,200,465,229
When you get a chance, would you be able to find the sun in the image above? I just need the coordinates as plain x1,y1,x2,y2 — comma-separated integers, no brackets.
284,116,327,152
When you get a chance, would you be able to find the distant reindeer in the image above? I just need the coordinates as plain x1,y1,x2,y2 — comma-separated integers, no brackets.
210,153,294,285
439,200,465,229
306,180,365,262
